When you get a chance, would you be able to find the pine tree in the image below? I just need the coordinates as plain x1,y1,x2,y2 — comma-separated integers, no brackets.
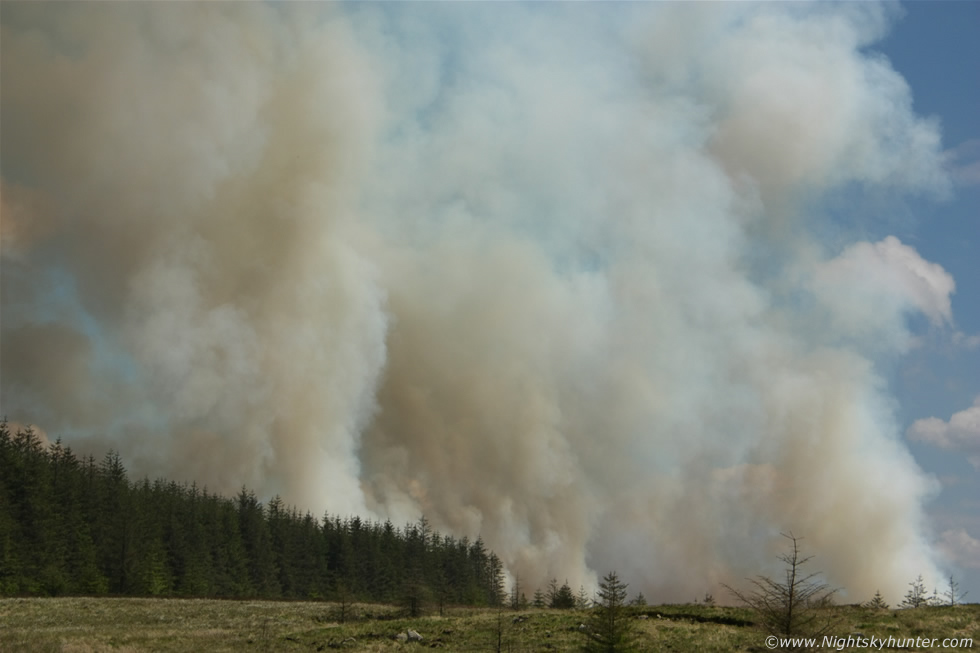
511,574,523,610
401,568,429,617
334,581,357,622
486,552,506,606
466,537,489,605
10,426,58,594
1,426,25,593
74,455,108,594
208,495,252,597
237,488,280,597
51,441,106,595
401,518,431,615
373,520,400,603
533,587,546,608
900,575,928,609
864,589,889,610
130,479,171,596
942,575,967,606
96,450,132,593
547,578,560,608
583,571,637,653
552,580,576,609
267,495,296,597
169,483,211,596
291,511,324,599
431,561,451,617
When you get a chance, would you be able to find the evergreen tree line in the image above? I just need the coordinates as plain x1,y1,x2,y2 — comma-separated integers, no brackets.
0,422,506,605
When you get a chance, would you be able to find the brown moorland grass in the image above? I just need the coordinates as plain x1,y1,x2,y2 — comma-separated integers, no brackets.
0,598,977,652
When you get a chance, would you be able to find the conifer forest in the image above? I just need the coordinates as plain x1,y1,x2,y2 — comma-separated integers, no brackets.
0,421,507,607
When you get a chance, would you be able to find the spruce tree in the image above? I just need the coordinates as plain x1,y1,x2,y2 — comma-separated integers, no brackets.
96,450,131,593
0,421,20,594
900,575,928,609
533,587,546,608
864,589,889,610
237,488,280,597
552,581,576,609
401,568,429,617
213,499,252,596
583,571,637,653
486,551,506,606
547,578,560,608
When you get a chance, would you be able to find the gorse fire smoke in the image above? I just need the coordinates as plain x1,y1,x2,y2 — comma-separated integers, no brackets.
0,2,957,603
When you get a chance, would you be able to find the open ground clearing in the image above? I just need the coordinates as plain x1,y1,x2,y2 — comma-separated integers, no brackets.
1,598,977,652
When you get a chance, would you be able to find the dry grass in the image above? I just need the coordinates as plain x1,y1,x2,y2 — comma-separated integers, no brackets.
0,598,977,652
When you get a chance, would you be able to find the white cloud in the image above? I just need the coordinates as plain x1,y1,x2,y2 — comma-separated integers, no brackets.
908,396,980,468
938,529,980,570
812,236,956,349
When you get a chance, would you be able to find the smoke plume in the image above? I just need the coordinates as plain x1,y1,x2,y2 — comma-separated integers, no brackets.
0,2,956,602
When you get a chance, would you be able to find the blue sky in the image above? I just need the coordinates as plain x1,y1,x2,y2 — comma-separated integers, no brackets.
883,0,980,416
875,0,980,599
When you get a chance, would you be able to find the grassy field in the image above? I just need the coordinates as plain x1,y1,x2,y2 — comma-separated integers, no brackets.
1,597,977,652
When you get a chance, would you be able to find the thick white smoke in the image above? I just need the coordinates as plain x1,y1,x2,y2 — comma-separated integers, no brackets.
0,2,956,603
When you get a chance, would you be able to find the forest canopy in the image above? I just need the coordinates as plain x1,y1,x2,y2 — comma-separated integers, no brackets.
0,421,506,606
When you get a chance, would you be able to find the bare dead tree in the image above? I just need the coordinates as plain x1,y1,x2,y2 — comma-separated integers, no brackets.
724,532,838,651
943,574,968,606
